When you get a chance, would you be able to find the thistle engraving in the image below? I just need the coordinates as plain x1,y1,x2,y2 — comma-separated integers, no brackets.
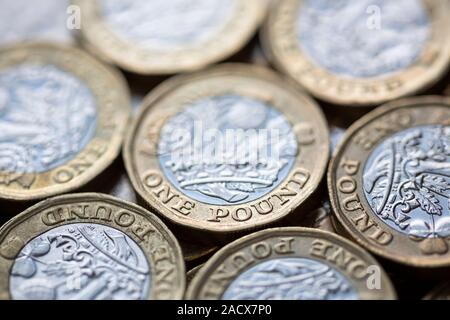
158,94,298,205
9,223,150,300
363,125,450,254
100,0,235,51
0,64,97,186
222,258,358,300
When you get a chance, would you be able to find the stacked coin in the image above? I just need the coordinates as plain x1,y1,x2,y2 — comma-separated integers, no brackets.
123,64,329,236
0,194,185,299
262,0,450,106
0,0,449,301
186,228,396,300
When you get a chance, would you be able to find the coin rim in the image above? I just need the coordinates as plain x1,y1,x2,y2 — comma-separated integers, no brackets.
261,0,450,106
123,63,330,234
0,42,131,201
73,0,269,75
0,192,186,300
328,95,450,267
186,226,397,299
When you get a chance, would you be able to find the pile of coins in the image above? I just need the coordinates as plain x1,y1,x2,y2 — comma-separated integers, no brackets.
0,0,449,300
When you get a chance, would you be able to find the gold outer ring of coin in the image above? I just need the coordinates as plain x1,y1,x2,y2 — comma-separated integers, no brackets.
0,42,131,201
123,63,330,234
261,0,450,106
73,0,269,75
0,193,186,300
186,227,397,300
328,96,450,267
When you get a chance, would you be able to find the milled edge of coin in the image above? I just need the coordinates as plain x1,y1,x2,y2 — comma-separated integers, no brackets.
0,42,131,201
123,63,330,234
186,227,397,300
328,95,450,267
0,193,186,300
72,0,269,75
261,0,450,106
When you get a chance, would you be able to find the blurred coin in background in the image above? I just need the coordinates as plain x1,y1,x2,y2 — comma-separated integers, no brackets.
329,96,450,267
424,282,450,300
73,0,268,74
0,43,130,201
294,200,336,233
262,0,450,106
124,64,329,236
0,0,73,45
186,227,396,300
0,193,185,300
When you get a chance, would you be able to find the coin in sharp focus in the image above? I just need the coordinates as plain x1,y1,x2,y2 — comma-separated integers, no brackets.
73,0,269,75
0,43,130,201
0,193,185,300
329,96,450,267
262,0,450,106
124,64,329,235
0,0,73,46
186,227,396,300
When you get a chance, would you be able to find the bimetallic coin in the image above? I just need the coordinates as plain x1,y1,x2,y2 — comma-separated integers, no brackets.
262,0,450,106
73,0,268,74
0,0,73,46
329,96,450,267
186,227,396,300
124,64,329,234
0,43,130,201
0,193,185,300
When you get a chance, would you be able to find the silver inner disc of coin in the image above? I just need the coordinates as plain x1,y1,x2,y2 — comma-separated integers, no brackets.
363,125,450,238
9,223,151,300
222,258,358,300
0,0,72,45
158,94,298,205
0,64,97,175
100,0,237,51
297,0,430,78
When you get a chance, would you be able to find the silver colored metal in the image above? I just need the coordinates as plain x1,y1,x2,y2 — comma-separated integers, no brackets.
157,94,298,205
363,125,450,238
298,0,430,78
0,0,72,45
222,258,358,300
9,223,151,300
0,64,97,174
100,0,236,51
